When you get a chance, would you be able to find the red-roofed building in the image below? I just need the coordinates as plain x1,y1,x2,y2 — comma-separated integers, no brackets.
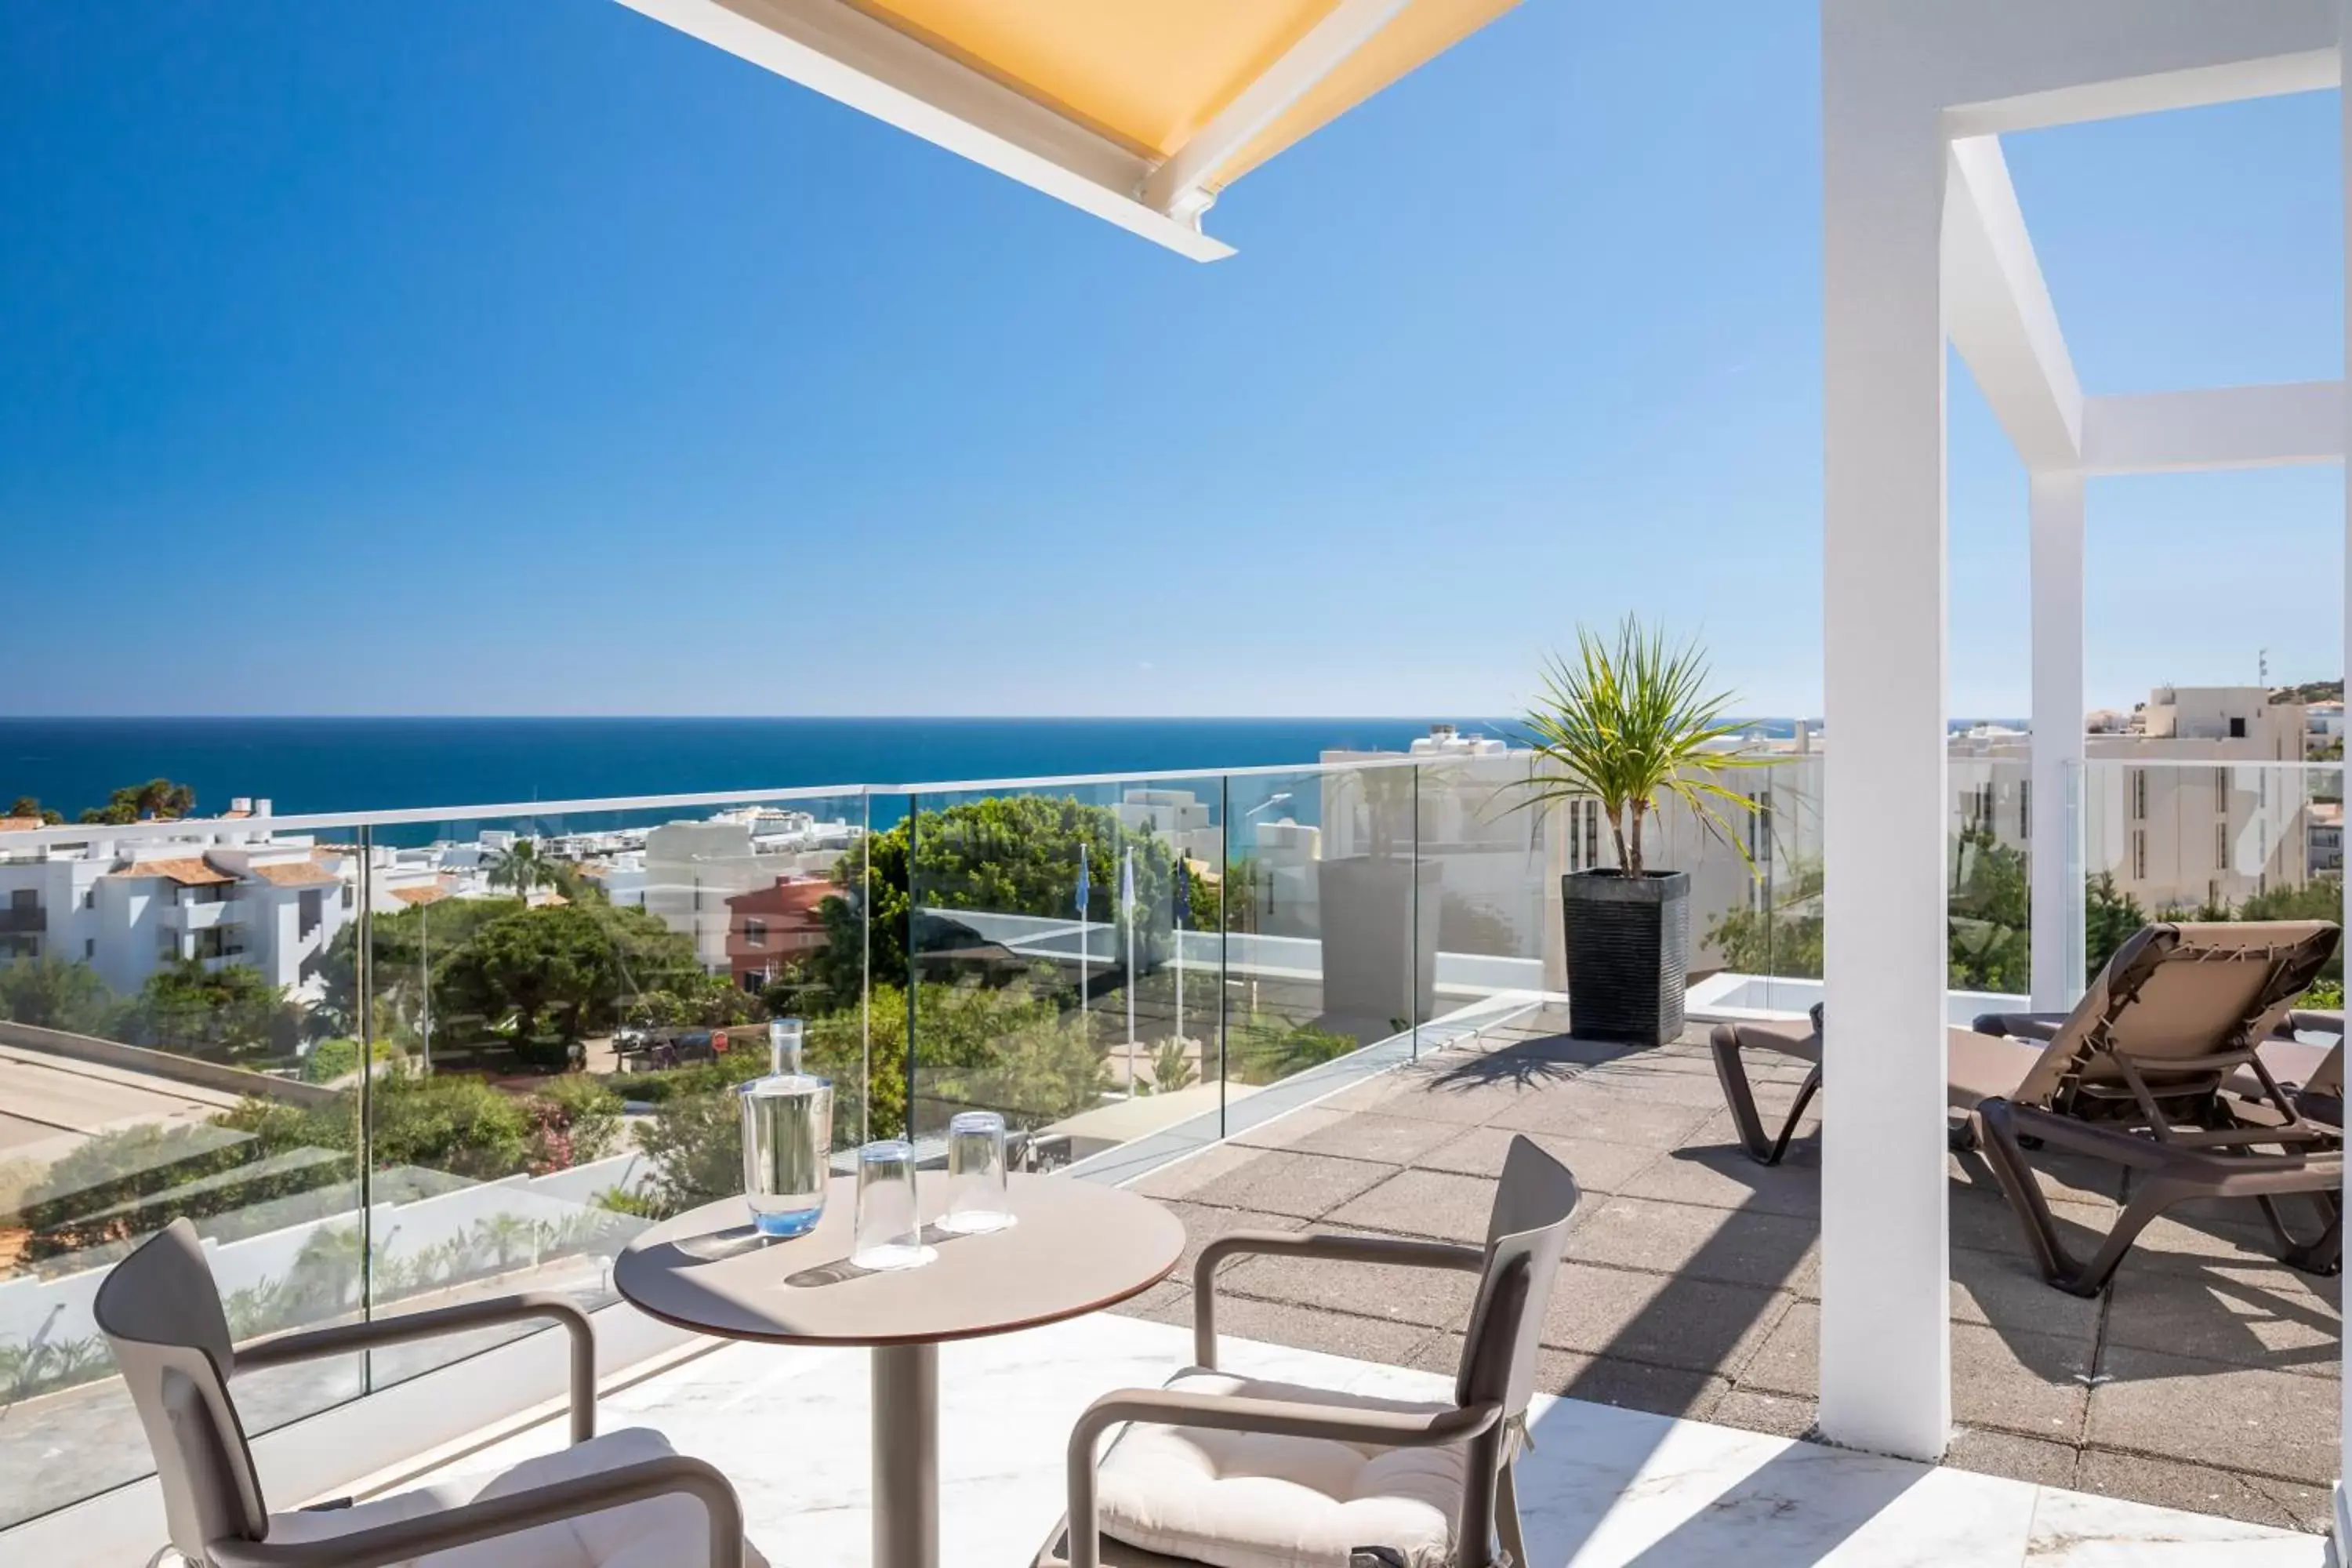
724,878,833,992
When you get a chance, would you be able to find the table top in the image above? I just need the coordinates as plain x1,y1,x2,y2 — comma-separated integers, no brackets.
612,1174,1185,1348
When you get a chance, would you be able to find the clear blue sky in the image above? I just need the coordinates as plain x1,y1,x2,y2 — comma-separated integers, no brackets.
0,3,2339,718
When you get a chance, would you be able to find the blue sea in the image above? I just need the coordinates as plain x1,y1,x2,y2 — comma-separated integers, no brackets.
0,717,1542,821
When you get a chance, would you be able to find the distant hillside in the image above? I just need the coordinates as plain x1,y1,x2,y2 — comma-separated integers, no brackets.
2274,680,2343,706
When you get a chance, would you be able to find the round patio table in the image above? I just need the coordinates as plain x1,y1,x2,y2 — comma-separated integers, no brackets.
615,1173,1184,1568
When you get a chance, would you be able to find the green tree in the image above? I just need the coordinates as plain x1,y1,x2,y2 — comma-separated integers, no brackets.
78,778,196,825
814,795,1184,1000
5,796,62,825
2084,872,2150,982
2237,877,2344,985
0,955,122,1034
486,840,560,902
1947,829,2030,993
1704,858,1823,978
438,905,621,1046
135,960,299,1062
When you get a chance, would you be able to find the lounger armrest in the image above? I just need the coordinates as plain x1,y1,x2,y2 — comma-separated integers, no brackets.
205,1454,744,1568
1191,1232,1483,1367
237,1294,596,1443
1972,1011,2065,1041
1058,1389,1501,1568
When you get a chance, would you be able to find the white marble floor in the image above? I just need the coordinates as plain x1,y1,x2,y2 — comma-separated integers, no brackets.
403,1312,2325,1567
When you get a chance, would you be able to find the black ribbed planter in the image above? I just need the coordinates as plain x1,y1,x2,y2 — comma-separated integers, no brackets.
1562,869,1690,1046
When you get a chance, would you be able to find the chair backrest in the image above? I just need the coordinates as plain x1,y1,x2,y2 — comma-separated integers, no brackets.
1454,1136,1581,1419
93,1219,269,1559
2015,921,2340,1111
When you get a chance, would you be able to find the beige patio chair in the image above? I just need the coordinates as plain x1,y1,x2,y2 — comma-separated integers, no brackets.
1046,1136,1580,1568
96,1218,760,1568
1712,923,2342,1296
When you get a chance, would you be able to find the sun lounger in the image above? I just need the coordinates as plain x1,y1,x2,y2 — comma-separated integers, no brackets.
1711,922,2343,1295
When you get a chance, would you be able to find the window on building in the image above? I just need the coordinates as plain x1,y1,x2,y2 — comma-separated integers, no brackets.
2216,822,2229,872
2130,770,2147,822
298,889,322,940
2229,717,2246,739
84,938,95,960
2131,829,2147,881
341,883,354,911
744,918,768,948
82,888,94,910
2019,780,2030,841
8,888,34,913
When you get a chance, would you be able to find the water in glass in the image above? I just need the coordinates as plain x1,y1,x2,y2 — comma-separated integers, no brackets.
739,1018,833,1237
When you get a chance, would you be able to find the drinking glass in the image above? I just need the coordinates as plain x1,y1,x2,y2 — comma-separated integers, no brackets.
851,1139,933,1271
940,1110,1012,1235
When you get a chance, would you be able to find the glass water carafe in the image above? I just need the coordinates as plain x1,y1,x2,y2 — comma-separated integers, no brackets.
739,1018,833,1236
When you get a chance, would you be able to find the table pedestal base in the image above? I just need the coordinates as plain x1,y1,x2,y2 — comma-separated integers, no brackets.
873,1341,939,1568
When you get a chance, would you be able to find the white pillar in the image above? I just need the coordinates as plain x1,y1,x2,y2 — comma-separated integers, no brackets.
1819,3,1952,1461
2028,470,2086,1012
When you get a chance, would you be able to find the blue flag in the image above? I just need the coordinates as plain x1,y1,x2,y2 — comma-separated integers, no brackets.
1075,843,1091,917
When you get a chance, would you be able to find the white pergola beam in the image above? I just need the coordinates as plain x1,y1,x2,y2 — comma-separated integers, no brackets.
1944,136,2083,472
2082,382,2346,474
614,0,1236,260
1926,0,2337,137
1946,48,2338,137
1140,0,1410,219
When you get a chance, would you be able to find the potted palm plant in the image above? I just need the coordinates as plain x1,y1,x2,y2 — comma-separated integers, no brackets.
1517,618,1761,1044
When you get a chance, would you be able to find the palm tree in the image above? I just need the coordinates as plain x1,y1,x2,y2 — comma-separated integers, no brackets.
487,840,554,902
1513,616,1765,877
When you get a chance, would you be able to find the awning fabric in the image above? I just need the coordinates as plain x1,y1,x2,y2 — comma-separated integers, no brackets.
619,0,1523,258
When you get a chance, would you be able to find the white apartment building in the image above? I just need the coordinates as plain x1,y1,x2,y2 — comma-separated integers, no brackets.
604,808,858,972
1112,789,1220,865
0,808,358,1000
1951,687,2311,913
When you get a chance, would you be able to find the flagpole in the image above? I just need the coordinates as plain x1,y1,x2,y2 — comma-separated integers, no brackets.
1076,842,1091,1037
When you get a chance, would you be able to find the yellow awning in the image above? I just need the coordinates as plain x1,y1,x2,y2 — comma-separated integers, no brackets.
619,0,1523,259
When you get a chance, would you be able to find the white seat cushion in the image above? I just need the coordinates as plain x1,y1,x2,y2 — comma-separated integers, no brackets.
254,1426,768,1568
1094,1371,1469,1568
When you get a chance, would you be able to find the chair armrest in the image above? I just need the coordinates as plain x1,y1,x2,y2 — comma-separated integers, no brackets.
1191,1232,1483,1368
237,1294,597,1443
206,1454,742,1568
1058,1389,1501,1568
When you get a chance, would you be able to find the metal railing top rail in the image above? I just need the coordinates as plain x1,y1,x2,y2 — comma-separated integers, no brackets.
2069,757,2346,771
0,752,1531,851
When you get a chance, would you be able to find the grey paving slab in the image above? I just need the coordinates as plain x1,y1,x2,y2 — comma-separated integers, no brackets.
1614,1142,1822,1218
1230,1108,1462,1164
1168,1148,1397,1220
1152,1200,1308,1281
1540,1261,1793,1377
1488,1083,1720,1149
2071,1448,2310,1534
2088,1345,2343,1486
2100,1261,2339,1377
1326,1167,1510,1245
1563,1195,1818,1294
1418,1125,1661,1191
1944,1428,2080,1490
1218,1243,1483,1328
